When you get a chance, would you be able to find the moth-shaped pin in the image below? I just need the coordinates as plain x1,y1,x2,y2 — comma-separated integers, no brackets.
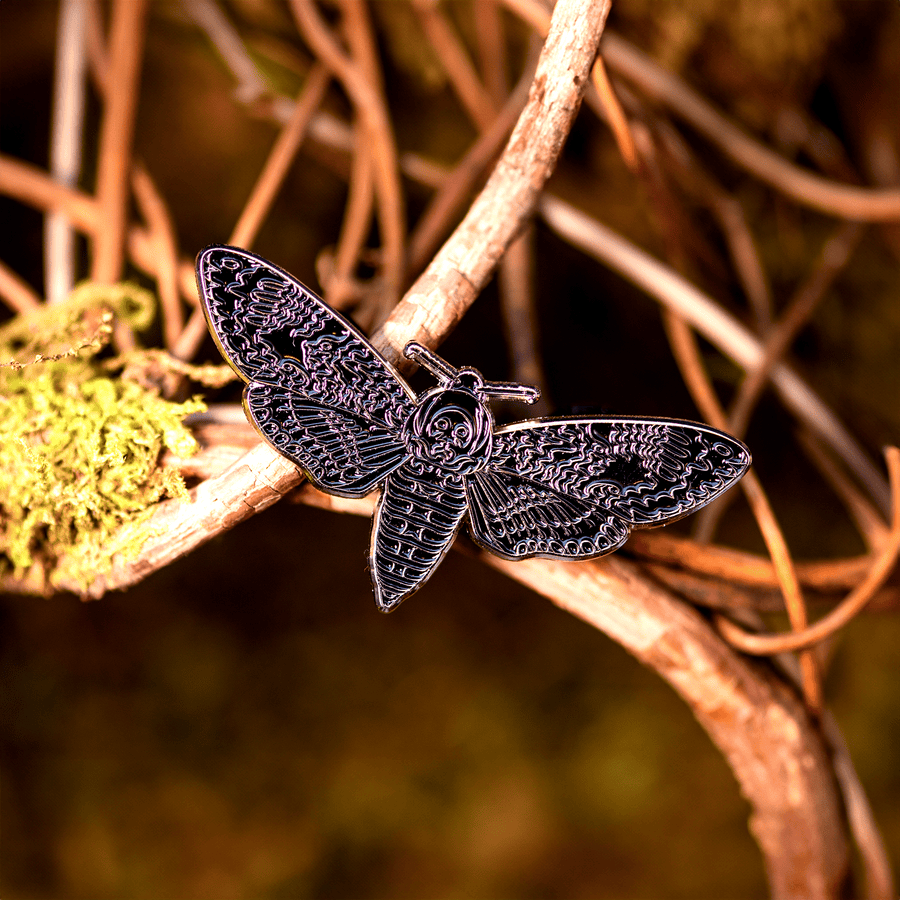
197,246,750,611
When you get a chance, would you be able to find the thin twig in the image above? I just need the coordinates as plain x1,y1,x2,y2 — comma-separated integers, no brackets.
655,121,775,333
321,1,380,313
591,55,638,172
131,163,184,352
412,0,497,130
172,307,212,362
798,431,889,552
83,0,109,93
473,0,507,106
0,260,42,314
663,311,822,713
538,194,891,512
0,154,99,235
46,0,88,305
325,133,376,310
602,33,900,222
628,531,878,592
90,0,148,286
228,64,330,249
183,0,269,104
498,0,554,35
821,711,897,900
638,563,875,616
337,0,399,326
290,0,405,319
405,64,533,276
499,224,550,412
715,447,900,655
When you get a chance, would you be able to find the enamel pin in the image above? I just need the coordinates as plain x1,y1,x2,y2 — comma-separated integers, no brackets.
197,246,751,611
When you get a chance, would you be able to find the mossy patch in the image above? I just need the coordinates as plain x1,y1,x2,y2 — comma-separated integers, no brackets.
0,284,206,594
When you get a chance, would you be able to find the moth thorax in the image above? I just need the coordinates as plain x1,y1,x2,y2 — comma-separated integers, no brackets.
403,387,493,475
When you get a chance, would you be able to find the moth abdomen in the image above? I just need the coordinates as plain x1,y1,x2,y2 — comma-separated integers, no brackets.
370,464,468,611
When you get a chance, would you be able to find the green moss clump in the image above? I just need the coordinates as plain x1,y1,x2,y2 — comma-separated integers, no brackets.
0,284,205,593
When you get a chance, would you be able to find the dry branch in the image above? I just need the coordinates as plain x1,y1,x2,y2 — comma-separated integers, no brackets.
90,0,148,286
372,0,613,365
486,553,849,900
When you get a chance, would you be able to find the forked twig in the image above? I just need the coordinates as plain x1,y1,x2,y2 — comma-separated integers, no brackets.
729,221,866,439
692,220,866,543
290,0,405,318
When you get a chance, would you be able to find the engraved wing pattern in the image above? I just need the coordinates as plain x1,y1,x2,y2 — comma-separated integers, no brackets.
197,246,414,498
197,245,751,612
467,470,630,560
490,419,748,518
197,246,414,428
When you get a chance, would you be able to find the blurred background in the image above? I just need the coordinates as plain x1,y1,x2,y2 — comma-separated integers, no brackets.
1,1,899,897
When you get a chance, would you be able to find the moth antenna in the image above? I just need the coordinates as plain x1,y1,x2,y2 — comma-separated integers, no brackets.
404,341,458,384
482,381,541,405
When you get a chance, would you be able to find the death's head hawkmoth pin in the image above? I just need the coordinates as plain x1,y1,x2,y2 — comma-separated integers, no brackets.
197,245,751,611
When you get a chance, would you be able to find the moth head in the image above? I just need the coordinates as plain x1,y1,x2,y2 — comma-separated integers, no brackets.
402,381,494,474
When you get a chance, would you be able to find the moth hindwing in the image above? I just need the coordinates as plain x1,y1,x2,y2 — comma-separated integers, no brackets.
197,245,751,611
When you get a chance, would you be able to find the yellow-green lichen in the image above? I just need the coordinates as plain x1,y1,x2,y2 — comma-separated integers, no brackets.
0,284,205,593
